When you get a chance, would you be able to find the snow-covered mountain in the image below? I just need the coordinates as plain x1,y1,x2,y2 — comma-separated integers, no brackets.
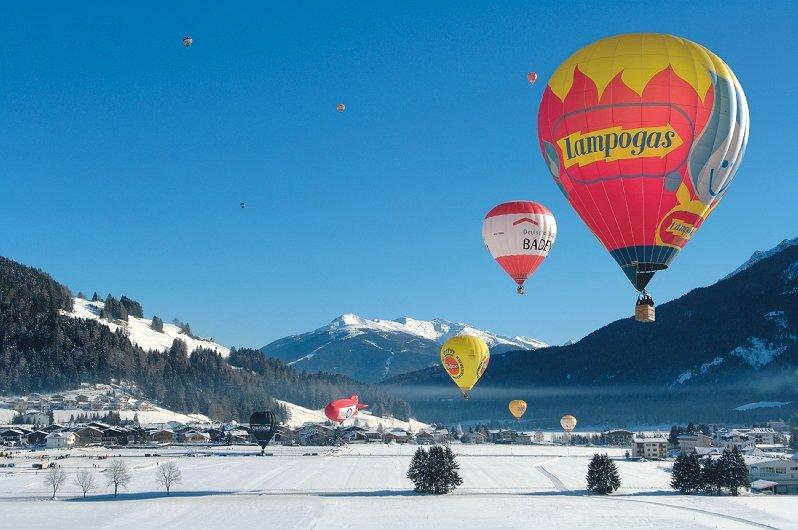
725,237,798,279
62,297,230,357
261,314,545,383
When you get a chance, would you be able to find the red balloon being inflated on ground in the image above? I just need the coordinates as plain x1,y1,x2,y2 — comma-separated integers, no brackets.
324,395,367,423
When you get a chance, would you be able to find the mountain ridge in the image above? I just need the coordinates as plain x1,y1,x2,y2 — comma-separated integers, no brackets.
261,314,545,383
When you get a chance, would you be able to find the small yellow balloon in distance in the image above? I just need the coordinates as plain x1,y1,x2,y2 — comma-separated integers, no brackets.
509,400,527,420
560,414,577,433
440,335,490,399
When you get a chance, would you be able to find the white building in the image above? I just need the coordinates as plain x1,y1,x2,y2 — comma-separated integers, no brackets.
45,431,76,449
21,409,49,426
631,435,668,459
717,430,754,451
741,427,777,445
745,455,798,494
677,433,714,454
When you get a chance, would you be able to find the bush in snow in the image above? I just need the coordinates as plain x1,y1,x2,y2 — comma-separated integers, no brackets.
586,453,620,494
407,446,462,494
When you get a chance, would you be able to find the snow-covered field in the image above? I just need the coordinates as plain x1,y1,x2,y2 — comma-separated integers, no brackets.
1,444,794,529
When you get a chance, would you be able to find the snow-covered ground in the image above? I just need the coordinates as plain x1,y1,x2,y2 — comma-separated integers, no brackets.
61,298,230,357
1,444,794,529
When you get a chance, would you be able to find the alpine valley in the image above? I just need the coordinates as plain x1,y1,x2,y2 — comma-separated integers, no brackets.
383,238,798,427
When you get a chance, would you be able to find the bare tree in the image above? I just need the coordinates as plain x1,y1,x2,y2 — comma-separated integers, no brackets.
106,460,131,498
44,466,67,499
73,468,96,499
155,461,182,496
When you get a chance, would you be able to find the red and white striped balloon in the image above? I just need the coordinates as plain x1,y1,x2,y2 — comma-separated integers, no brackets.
482,201,557,292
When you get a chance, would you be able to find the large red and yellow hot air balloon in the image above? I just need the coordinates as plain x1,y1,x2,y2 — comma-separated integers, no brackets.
537,33,748,319
482,201,557,294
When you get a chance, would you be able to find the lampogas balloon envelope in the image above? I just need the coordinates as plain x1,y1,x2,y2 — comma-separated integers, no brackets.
249,411,278,453
440,335,490,399
482,201,556,294
537,34,748,294
560,414,577,433
509,400,527,420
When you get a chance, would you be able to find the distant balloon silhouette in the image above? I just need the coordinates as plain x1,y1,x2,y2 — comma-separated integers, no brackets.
182,35,193,48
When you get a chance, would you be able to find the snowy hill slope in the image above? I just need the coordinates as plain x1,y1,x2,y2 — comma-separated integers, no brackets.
62,297,230,357
262,314,545,383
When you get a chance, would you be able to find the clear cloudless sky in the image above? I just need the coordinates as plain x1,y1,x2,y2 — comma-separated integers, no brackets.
1,1,796,348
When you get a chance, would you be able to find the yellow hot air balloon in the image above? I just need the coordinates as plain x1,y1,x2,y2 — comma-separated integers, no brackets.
440,335,490,399
509,400,527,421
560,414,577,433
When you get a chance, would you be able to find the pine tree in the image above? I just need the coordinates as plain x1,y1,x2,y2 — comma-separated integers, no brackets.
407,447,430,492
671,452,702,494
719,447,749,496
91,292,100,302
789,428,798,450
700,456,721,494
151,316,164,333
586,453,621,494
407,446,462,494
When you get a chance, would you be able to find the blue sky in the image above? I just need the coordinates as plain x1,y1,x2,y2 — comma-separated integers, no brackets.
1,1,796,348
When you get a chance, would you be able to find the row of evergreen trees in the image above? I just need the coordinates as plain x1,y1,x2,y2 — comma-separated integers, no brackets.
98,294,144,322
671,448,750,495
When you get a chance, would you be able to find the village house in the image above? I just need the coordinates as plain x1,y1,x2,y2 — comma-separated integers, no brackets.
717,430,754,451
46,431,76,449
745,455,798,494
182,431,211,444
0,428,26,446
383,428,412,444
299,424,333,446
101,427,129,446
74,426,104,446
741,427,778,446
26,431,48,446
21,410,49,426
150,429,175,444
461,431,486,444
631,434,668,459
677,433,714,454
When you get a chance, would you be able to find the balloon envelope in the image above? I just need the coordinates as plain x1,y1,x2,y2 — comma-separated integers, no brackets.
440,335,490,399
537,33,748,291
483,201,556,288
560,414,577,432
509,400,527,420
527,72,538,85
336,103,346,113
249,411,278,448
324,395,365,423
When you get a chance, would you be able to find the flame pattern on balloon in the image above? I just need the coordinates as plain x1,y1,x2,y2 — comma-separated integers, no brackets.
538,34,748,290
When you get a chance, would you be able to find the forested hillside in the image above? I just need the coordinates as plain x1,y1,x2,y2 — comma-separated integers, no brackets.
0,257,411,421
